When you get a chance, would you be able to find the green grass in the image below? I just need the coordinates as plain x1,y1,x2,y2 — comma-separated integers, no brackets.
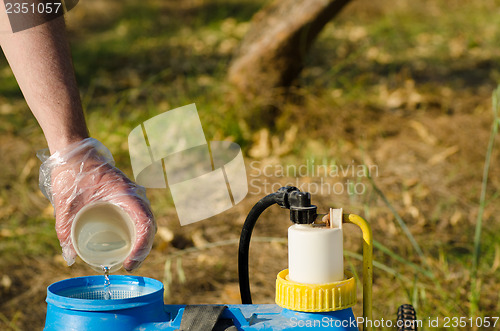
470,85,500,317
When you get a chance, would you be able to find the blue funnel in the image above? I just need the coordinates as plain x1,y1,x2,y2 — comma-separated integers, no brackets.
44,275,168,330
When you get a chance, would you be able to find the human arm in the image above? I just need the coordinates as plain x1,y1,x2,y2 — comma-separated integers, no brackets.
0,10,156,271
0,8,88,153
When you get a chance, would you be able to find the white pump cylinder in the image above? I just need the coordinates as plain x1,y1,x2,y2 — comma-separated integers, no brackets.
288,208,344,284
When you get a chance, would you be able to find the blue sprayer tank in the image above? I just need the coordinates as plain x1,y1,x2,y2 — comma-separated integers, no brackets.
44,275,359,330
45,190,373,331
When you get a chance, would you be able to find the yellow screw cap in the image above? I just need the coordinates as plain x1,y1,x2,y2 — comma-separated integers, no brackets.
275,269,356,312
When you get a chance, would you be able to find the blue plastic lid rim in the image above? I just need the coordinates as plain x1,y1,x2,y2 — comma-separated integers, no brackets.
46,275,164,312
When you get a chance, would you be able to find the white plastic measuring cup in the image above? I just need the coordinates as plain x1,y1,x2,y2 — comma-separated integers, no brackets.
71,202,135,272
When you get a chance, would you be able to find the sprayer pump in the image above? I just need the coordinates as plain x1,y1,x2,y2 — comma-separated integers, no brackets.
44,186,418,331
239,186,320,304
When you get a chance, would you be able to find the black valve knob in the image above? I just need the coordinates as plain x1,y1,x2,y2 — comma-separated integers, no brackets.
288,191,317,224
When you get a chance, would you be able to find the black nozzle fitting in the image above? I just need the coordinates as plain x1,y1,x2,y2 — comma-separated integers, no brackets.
288,191,317,224
270,186,317,224
274,186,300,209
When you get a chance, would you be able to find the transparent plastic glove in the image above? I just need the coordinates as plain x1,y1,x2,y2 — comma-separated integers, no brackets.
38,138,156,271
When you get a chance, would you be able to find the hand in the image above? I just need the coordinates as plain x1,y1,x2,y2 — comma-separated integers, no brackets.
39,138,156,271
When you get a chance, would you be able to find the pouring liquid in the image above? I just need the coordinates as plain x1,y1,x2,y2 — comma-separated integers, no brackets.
80,228,131,269
86,231,127,252
71,202,134,273
103,266,111,300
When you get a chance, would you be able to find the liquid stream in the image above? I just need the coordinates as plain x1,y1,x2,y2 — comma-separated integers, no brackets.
103,266,111,300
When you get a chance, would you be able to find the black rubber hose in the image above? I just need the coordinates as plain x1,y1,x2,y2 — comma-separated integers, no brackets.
238,193,279,304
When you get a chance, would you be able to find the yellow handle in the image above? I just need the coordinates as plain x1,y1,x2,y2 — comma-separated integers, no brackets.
343,214,373,331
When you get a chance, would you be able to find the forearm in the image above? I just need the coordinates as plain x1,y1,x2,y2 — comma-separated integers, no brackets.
0,10,88,154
